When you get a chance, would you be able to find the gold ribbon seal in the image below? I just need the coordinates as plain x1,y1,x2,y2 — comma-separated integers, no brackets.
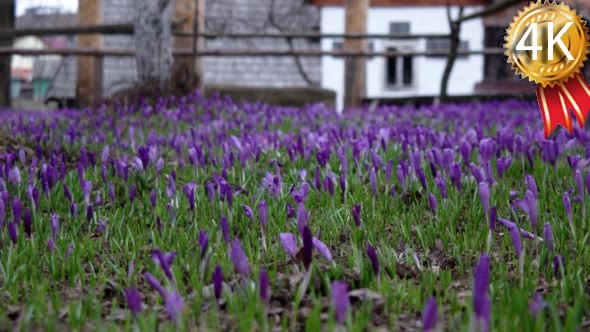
504,1,590,137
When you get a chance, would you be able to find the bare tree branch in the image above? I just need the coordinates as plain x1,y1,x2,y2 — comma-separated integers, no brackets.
455,0,523,23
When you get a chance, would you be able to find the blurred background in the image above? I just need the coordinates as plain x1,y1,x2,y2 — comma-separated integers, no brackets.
1,0,589,111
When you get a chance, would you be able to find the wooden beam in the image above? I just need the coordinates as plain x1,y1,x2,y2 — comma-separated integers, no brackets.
172,0,196,92
343,0,368,108
0,0,15,107
0,25,451,40
0,47,507,57
77,0,103,107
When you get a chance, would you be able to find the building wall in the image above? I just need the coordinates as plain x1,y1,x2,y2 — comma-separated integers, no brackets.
203,0,321,88
102,0,138,97
98,0,321,97
320,6,485,110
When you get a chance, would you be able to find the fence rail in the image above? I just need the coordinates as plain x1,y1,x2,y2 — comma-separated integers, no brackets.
0,47,506,57
0,24,451,40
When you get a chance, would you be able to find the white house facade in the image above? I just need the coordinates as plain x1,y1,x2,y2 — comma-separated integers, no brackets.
315,2,486,109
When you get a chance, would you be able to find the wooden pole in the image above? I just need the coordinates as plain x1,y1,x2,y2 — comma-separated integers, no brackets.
0,0,15,108
343,0,368,109
193,0,205,93
172,0,196,93
77,0,103,107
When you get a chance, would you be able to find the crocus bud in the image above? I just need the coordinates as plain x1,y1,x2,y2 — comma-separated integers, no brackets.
428,192,437,214
230,239,251,278
279,232,297,257
8,221,17,244
543,222,553,254
422,296,438,332
331,281,349,325
352,204,361,227
367,244,380,275
213,264,223,300
259,267,270,304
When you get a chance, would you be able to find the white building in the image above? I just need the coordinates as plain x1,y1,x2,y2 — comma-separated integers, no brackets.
310,0,488,110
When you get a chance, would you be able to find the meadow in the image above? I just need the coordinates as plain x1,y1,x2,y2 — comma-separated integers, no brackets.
0,92,588,331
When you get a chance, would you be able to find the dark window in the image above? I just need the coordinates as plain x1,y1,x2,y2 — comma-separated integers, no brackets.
484,26,518,81
403,56,413,85
333,41,343,51
389,22,410,35
386,47,413,87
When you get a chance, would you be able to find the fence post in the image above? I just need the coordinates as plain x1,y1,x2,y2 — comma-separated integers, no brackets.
77,0,103,107
343,0,368,109
0,0,15,108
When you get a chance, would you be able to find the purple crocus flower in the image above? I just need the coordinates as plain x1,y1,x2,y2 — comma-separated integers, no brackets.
50,212,59,238
473,253,490,332
152,248,177,279
434,176,447,200
496,156,512,179
478,182,490,216
352,203,361,227
422,296,438,332
489,206,497,231
230,239,251,277
8,221,17,244
144,272,167,297
369,167,377,197
108,181,115,203
279,232,297,257
259,267,271,304
428,192,437,214
242,204,254,220
450,162,462,191
213,264,223,301
396,165,407,191
23,208,31,237
198,230,209,259
63,184,72,203
70,202,78,217
297,204,309,236
528,293,547,317
544,222,553,254
562,192,572,226
525,190,538,232
469,163,485,184
287,202,295,219
525,175,538,199
82,180,92,205
124,286,143,315
331,281,349,325
0,199,4,229
86,204,94,222
182,183,196,211
312,237,333,262
129,184,136,203
220,215,230,243
65,243,74,259
150,189,156,208
366,244,380,275
12,196,21,224
96,219,106,233
47,237,55,252
509,225,523,258
302,225,313,270
575,170,584,201
158,289,182,322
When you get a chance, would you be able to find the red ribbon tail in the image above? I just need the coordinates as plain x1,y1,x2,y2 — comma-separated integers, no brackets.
557,73,590,129
536,85,573,138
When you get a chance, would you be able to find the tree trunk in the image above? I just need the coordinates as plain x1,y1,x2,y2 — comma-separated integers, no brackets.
440,5,464,103
134,0,174,91
0,0,15,107
343,0,368,109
